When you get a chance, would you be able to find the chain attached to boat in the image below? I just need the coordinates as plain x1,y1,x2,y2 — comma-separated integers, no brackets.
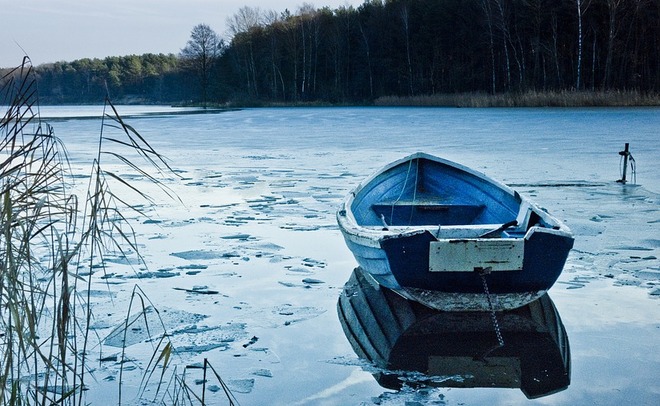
476,267,505,349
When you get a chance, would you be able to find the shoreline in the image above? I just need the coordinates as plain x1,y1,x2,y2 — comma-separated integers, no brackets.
174,90,660,109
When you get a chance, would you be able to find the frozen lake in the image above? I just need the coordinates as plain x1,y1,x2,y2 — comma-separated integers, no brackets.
39,106,659,405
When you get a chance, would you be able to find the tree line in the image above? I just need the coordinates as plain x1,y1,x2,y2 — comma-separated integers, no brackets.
17,54,190,104
5,0,659,105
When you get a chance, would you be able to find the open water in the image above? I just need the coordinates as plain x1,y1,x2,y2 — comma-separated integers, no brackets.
38,105,659,405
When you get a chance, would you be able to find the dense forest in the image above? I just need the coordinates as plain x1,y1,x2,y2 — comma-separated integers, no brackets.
4,0,659,105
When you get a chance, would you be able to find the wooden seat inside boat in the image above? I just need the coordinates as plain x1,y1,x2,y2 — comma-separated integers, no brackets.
371,202,486,226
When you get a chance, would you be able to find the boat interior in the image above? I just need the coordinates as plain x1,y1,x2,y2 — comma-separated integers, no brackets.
351,156,553,239
370,203,542,239
371,200,488,227
358,190,544,239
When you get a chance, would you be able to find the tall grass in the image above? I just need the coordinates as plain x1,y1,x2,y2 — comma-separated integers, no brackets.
1,58,234,405
374,90,660,107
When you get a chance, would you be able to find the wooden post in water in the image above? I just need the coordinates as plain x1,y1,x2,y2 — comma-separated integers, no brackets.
617,143,630,184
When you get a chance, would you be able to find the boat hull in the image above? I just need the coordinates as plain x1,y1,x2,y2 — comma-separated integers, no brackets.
340,228,572,311
337,153,574,311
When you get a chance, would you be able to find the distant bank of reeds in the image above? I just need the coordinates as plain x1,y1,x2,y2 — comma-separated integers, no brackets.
212,90,660,109
374,90,660,108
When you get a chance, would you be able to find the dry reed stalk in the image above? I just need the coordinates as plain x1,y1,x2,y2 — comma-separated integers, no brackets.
1,57,236,406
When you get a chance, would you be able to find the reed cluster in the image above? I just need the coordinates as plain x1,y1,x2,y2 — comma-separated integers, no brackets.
374,90,660,108
0,58,235,405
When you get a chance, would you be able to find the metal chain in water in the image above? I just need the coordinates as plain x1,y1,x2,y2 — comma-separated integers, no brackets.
479,270,505,347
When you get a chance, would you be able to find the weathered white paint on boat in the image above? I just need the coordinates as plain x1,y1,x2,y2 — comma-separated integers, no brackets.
429,238,524,272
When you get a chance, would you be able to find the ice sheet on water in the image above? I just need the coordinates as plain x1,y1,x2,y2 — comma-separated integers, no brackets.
51,106,659,405
104,307,207,347
221,233,253,241
171,249,238,260
227,379,255,394
251,368,273,378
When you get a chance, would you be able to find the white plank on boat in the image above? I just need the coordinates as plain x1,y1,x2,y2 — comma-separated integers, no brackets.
429,239,524,272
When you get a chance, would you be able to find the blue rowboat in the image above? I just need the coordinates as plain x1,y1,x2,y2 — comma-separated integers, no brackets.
337,152,574,311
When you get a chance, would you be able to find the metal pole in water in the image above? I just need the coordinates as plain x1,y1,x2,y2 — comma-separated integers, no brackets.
202,358,208,405
617,143,630,184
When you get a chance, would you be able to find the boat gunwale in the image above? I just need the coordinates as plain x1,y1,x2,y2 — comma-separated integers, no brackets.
337,209,572,250
337,152,573,247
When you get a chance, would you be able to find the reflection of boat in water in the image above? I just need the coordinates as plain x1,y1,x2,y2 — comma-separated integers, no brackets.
337,267,570,399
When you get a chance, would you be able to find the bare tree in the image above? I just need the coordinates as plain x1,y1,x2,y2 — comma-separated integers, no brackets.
399,2,414,96
180,23,223,105
226,7,265,97
575,0,592,89
480,0,497,94
603,0,623,89
493,0,512,89
226,6,264,36
358,19,374,98
298,4,320,98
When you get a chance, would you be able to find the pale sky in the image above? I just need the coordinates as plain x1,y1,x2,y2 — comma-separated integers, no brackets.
0,0,364,68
